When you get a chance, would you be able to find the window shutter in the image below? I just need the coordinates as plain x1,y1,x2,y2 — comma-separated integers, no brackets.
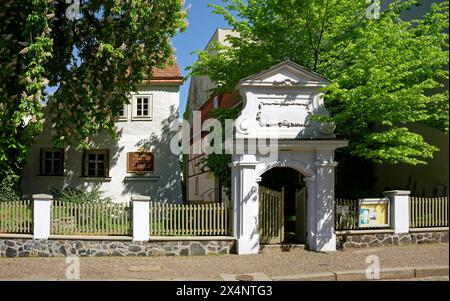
105,149,110,178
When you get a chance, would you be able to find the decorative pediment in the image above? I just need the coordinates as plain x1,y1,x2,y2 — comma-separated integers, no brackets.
235,60,333,140
237,60,330,88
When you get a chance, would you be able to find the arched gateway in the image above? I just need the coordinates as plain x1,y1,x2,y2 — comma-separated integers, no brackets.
229,61,348,254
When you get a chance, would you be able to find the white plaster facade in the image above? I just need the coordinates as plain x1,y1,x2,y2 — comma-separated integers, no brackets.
22,84,182,203
230,61,348,254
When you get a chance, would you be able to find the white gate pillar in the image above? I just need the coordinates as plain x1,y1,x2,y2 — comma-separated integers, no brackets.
309,150,338,252
131,195,150,241
231,154,260,255
304,177,316,250
384,190,410,234
33,194,53,239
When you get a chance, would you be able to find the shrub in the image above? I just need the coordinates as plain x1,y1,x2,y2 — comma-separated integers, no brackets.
52,187,112,204
0,169,21,202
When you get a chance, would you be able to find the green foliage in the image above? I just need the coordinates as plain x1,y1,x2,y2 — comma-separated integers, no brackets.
198,105,242,198
324,0,449,164
0,1,187,180
200,153,233,198
1,0,53,175
0,169,21,202
52,187,112,204
189,0,369,93
46,0,188,148
208,105,242,121
190,0,449,166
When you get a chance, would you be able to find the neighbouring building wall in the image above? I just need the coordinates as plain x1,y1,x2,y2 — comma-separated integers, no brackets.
185,28,240,202
186,28,240,115
373,125,449,197
186,132,217,202
187,75,216,115
22,84,183,203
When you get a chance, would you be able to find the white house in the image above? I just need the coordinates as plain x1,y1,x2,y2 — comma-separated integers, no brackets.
21,61,184,203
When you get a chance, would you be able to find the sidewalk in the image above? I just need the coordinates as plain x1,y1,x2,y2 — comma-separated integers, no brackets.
0,243,448,280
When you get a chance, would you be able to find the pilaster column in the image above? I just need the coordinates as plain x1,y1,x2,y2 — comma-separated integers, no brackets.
231,154,260,255
303,176,316,250
310,149,338,252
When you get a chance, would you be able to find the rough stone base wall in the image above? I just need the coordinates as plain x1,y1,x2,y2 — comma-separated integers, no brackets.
0,239,234,258
337,231,448,249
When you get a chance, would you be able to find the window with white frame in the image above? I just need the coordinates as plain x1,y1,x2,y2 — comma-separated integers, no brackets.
132,95,153,120
83,149,110,178
40,148,64,176
118,104,128,121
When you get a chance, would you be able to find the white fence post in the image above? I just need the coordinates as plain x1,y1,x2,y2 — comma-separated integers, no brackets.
33,194,52,239
384,190,410,234
132,195,150,241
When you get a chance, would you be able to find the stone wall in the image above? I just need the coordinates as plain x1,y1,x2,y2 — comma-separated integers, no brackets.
337,231,448,249
0,238,234,258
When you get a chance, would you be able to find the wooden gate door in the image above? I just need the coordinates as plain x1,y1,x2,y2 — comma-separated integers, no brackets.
295,187,307,243
259,186,285,244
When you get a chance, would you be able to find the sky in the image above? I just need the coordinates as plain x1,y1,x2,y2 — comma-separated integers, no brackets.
172,0,232,117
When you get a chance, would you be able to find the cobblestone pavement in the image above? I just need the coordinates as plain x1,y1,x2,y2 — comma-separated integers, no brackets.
0,243,447,280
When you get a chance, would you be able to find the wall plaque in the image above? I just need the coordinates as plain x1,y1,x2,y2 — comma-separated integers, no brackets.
127,151,154,173
255,96,313,128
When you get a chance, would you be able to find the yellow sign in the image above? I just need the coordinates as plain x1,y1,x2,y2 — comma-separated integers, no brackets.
358,198,390,228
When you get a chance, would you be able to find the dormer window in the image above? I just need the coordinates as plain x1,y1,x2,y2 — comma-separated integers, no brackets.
132,95,153,120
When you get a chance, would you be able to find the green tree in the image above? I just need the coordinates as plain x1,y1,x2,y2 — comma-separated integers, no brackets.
199,105,242,198
190,0,448,164
189,0,448,195
0,1,187,188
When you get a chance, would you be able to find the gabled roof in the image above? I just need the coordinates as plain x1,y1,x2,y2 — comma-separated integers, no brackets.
238,60,330,88
143,58,184,85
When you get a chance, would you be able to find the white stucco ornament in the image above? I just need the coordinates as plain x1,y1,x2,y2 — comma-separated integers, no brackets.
239,118,249,131
235,60,332,139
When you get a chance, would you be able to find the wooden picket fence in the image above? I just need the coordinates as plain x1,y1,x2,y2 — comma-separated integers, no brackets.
149,202,230,236
51,201,132,236
0,200,33,234
410,196,448,228
334,198,360,230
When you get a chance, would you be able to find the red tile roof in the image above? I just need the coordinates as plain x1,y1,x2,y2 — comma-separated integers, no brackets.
145,58,183,85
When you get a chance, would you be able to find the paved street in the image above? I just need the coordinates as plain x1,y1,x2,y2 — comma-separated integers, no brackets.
0,244,448,281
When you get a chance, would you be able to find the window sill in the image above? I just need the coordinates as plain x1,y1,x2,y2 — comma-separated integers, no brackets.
36,175,66,179
124,175,160,182
131,117,153,121
79,177,112,182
